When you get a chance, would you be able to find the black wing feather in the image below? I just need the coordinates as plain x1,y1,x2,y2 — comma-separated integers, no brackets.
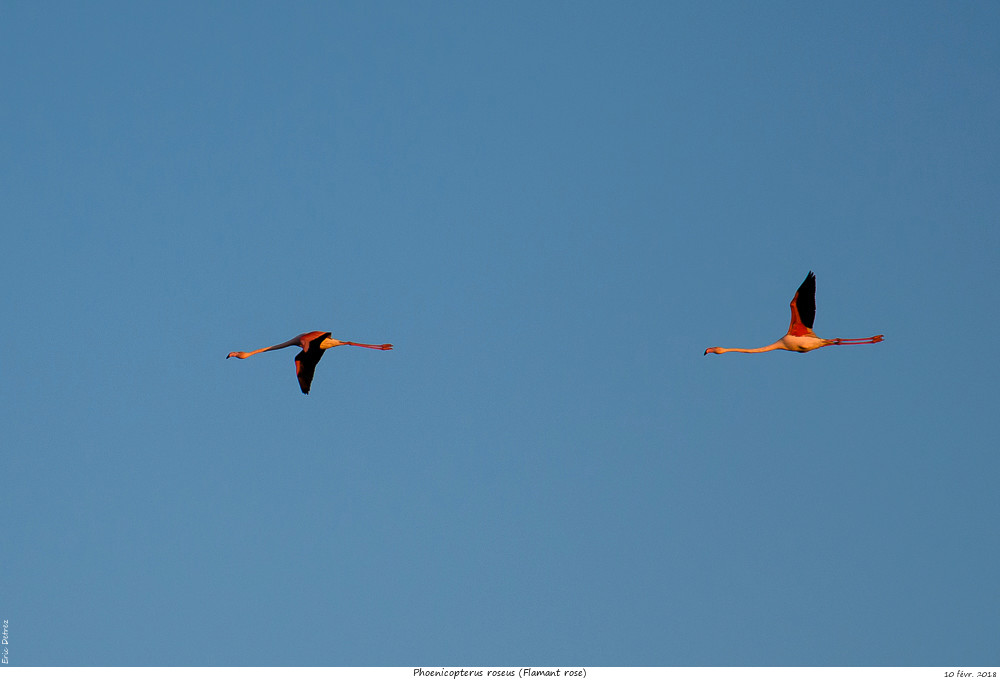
795,271,817,330
294,333,331,394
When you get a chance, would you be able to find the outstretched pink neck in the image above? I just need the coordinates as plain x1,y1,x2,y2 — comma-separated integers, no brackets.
711,341,785,354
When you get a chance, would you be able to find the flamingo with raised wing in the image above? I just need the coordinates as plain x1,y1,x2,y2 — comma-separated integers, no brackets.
704,272,883,355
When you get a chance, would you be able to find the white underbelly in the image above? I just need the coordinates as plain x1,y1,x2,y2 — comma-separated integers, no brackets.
781,334,826,352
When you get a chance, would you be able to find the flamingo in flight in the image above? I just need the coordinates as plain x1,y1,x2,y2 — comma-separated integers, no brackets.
227,331,393,394
704,272,884,355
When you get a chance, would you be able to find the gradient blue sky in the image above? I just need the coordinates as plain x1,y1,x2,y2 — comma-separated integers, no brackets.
3,0,999,667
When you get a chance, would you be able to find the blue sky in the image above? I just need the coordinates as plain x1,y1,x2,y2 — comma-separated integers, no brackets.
3,0,999,667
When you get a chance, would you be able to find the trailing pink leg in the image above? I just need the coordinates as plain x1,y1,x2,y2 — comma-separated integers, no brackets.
831,335,884,345
344,342,394,350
